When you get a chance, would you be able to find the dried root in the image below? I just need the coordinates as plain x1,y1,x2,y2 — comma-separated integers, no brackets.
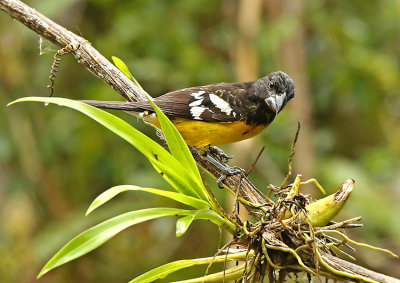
211,177,399,282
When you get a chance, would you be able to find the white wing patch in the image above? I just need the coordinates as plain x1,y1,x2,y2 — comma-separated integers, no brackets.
190,90,205,100
188,91,237,120
190,106,206,120
209,93,233,116
189,98,204,107
189,91,207,119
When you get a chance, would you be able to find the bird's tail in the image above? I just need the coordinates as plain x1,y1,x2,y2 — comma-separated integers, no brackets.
78,100,141,111
79,100,160,127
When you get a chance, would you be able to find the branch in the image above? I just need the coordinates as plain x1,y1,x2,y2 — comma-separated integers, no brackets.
321,252,400,283
190,148,270,218
0,0,269,217
0,0,147,102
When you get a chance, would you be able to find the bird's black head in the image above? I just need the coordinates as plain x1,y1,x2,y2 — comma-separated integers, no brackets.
254,71,295,114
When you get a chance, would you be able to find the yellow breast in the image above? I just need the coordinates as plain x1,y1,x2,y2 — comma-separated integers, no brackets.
165,118,268,147
137,113,268,147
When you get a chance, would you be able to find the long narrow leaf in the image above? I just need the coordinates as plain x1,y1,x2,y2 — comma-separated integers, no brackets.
176,215,196,237
111,56,144,92
9,97,203,199
175,263,246,283
38,208,193,277
148,99,204,189
151,160,204,200
111,57,200,184
87,185,211,215
175,208,238,237
111,56,134,80
108,57,197,180
108,60,202,194
129,251,253,283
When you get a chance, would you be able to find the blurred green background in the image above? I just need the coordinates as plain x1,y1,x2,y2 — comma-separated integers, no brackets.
1,0,400,282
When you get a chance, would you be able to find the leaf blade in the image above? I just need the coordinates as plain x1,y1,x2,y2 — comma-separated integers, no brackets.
111,56,144,92
38,208,192,278
129,251,252,283
150,99,201,182
176,215,196,237
111,56,134,80
175,263,246,283
87,185,211,215
9,97,203,199
145,99,208,201
175,209,236,237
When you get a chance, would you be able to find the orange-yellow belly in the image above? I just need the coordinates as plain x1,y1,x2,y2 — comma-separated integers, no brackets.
159,117,268,147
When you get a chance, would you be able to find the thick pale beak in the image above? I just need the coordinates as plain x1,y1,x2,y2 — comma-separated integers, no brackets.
265,92,286,114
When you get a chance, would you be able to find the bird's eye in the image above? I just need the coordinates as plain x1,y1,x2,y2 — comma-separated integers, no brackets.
269,81,275,88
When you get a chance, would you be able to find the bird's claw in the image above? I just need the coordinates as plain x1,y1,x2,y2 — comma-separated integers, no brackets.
202,145,244,188
216,166,245,188
207,145,234,163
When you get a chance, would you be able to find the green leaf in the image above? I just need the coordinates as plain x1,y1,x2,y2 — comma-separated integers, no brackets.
111,56,144,91
112,56,134,80
174,208,238,237
150,160,205,200
147,99,209,201
38,208,192,278
176,263,246,282
9,97,205,201
87,185,211,215
186,209,236,235
129,251,252,283
176,215,196,237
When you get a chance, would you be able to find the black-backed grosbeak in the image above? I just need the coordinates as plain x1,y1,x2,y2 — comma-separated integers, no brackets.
80,71,295,147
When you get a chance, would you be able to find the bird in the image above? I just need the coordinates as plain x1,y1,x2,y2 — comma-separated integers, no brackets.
80,71,295,148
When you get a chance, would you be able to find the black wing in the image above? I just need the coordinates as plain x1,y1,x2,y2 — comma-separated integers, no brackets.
79,81,256,122
134,82,254,122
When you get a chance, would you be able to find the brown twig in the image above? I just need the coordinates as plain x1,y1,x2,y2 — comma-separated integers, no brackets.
314,217,363,231
280,121,301,189
246,146,265,177
321,252,400,283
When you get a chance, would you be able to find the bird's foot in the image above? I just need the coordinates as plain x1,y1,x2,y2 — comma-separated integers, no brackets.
206,145,234,163
203,151,244,188
216,165,245,188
